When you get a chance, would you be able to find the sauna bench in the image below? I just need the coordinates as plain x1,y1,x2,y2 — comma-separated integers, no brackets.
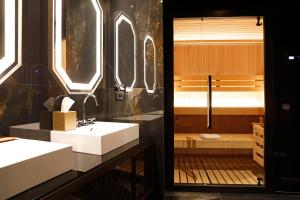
174,133,253,149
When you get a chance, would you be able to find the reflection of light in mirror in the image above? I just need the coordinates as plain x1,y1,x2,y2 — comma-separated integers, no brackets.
53,0,103,93
143,35,156,93
0,0,15,73
114,13,136,92
174,92,264,107
0,0,22,84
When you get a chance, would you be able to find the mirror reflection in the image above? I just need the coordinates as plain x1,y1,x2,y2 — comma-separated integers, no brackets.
0,0,4,60
114,13,136,92
0,0,22,85
52,0,103,94
144,35,156,93
61,0,96,83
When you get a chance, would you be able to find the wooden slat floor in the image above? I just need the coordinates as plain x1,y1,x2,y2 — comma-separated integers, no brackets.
174,155,264,185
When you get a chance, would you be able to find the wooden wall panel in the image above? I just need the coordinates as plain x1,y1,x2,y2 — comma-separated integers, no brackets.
174,115,262,133
174,44,264,75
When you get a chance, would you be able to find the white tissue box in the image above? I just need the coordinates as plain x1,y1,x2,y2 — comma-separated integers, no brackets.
52,111,77,131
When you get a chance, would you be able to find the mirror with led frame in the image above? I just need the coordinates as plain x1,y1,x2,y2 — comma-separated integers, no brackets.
0,1,3,60
0,0,22,85
114,12,136,93
144,34,156,94
50,0,103,94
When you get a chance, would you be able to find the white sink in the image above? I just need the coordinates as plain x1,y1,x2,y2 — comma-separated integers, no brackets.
114,114,162,121
0,139,72,199
50,121,139,155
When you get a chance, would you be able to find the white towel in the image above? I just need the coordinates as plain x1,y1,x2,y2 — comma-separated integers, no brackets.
200,133,221,140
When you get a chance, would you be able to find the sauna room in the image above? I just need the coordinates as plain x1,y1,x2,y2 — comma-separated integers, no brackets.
173,17,265,185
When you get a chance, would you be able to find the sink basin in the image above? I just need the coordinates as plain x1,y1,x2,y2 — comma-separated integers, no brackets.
144,110,164,115
113,114,163,139
114,114,162,121
0,139,72,199
50,121,139,155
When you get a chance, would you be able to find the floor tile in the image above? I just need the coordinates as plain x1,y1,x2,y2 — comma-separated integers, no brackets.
165,192,221,200
165,192,300,200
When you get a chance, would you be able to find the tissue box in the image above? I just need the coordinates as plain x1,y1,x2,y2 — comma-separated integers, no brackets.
52,111,77,131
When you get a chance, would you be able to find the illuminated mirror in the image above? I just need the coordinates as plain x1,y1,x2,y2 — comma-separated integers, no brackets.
144,35,156,93
114,12,136,92
0,0,22,84
51,0,103,94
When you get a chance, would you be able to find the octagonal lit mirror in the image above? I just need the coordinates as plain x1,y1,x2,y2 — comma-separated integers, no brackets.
143,35,156,93
0,0,22,84
50,0,103,94
114,12,136,92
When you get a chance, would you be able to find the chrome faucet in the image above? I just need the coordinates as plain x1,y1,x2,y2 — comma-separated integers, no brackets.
55,94,67,102
55,94,67,111
82,93,99,125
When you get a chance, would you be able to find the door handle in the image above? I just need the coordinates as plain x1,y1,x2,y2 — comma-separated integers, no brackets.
207,75,212,129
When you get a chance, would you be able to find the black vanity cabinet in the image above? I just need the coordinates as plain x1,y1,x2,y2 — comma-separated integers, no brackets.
10,138,160,200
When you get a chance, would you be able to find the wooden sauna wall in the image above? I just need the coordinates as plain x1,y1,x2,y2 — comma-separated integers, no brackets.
174,42,264,133
174,115,262,133
174,43,264,75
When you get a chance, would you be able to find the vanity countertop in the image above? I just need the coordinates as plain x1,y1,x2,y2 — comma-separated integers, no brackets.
112,114,163,139
9,138,153,200
10,123,50,141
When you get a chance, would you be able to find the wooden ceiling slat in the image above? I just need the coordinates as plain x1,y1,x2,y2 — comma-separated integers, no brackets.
174,17,264,41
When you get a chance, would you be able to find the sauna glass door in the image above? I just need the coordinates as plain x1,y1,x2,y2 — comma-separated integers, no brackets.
173,16,265,186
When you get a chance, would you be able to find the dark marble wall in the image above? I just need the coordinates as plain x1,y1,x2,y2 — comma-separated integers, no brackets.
0,0,163,130
65,0,97,83
0,0,48,135
0,0,164,196
0,0,110,136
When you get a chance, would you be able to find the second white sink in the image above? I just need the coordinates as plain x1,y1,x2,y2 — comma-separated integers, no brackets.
50,121,139,155
0,139,72,199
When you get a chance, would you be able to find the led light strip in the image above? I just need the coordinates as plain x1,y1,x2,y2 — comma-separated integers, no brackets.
52,0,103,93
174,91,265,107
0,0,22,84
143,35,156,93
114,13,137,92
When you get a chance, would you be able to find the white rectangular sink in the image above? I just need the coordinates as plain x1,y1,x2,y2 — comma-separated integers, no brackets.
50,121,139,155
114,114,162,121
0,139,73,199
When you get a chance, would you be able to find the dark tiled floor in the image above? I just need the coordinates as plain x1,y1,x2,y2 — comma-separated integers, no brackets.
165,192,300,200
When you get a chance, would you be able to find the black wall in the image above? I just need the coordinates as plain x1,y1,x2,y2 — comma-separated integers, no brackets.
266,14,300,192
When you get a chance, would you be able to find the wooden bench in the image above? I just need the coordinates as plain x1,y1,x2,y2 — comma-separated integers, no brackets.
175,133,253,149
174,133,253,155
174,75,263,154
174,74,264,92
174,74,264,115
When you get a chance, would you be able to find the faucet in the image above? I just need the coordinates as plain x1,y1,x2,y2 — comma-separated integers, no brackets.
55,94,67,102
54,94,67,111
82,93,99,125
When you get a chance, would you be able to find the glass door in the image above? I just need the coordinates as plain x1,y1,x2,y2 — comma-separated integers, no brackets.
173,16,265,186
